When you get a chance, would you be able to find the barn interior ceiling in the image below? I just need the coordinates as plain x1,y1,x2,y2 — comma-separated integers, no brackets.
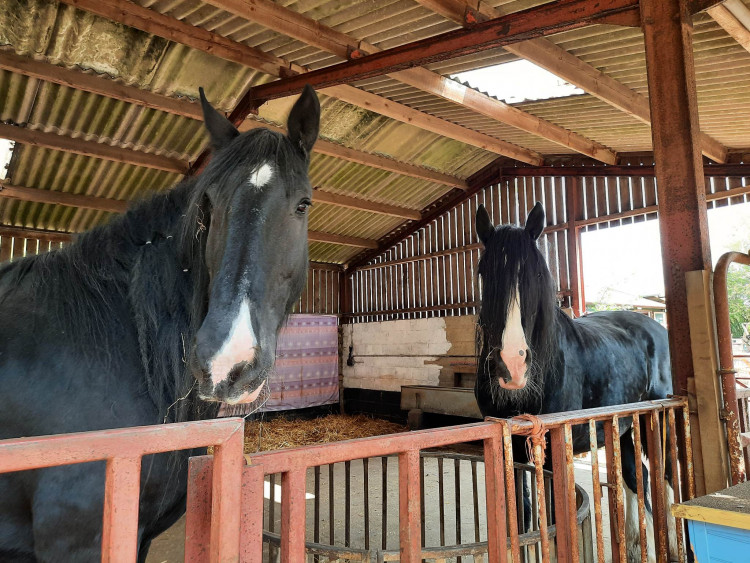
1,0,749,266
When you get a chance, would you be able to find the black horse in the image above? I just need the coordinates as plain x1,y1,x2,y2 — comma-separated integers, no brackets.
474,202,675,560
0,85,320,561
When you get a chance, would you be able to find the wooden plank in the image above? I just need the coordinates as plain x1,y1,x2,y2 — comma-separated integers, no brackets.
0,124,187,174
685,270,730,493
313,189,420,220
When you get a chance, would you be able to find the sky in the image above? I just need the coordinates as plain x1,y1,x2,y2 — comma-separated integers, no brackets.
581,203,750,302
452,60,584,103
0,139,14,180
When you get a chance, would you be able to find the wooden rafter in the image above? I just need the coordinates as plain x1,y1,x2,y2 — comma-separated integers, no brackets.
58,0,539,165
0,180,420,222
0,51,466,189
708,0,750,54
201,0,616,164
312,189,421,220
0,223,377,249
0,182,127,213
0,124,188,174
413,0,728,164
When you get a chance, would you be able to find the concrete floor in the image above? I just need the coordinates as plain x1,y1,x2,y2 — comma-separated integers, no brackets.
146,448,617,563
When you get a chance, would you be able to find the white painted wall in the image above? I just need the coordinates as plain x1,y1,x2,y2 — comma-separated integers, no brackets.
342,316,476,392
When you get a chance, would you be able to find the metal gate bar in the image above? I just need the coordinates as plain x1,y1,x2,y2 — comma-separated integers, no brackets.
0,418,245,563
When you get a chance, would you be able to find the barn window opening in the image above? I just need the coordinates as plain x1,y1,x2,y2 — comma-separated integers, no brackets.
451,60,585,104
0,138,15,180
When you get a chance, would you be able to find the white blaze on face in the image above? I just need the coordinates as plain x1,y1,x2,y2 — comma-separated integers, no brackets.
249,163,274,188
208,298,257,385
499,288,529,388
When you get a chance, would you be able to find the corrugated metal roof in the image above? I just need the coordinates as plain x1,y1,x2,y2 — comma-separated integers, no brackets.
0,0,749,265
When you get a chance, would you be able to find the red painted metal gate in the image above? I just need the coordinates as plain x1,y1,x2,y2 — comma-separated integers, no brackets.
185,398,692,563
0,418,245,563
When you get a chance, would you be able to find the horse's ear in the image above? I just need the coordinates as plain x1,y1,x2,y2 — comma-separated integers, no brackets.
199,87,239,150
287,85,320,157
525,202,546,240
476,204,495,245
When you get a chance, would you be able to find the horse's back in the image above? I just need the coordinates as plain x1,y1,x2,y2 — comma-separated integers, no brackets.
556,310,671,410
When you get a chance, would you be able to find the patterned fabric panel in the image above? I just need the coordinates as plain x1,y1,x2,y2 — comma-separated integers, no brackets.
220,314,339,416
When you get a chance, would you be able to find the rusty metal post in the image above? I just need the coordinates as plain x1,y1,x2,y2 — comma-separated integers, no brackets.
101,456,142,563
587,420,605,563
185,456,214,563
280,468,307,563
210,423,245,563
240,464,266,562
631,416,648,563
640,0,713,395
646,410,668,561
398,449,422,563
500,422,520,562
713,250,750,484
550,424,578,563
483,426,507,563
603,417,625,563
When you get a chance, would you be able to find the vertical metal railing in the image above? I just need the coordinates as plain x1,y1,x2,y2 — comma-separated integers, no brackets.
0,418,246,563
186,398,692,562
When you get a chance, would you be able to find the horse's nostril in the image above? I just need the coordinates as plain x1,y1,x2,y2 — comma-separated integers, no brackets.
525,349,532,365
226,361,249,386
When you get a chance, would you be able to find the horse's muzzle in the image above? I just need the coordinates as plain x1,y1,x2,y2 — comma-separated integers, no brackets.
497,347,530,389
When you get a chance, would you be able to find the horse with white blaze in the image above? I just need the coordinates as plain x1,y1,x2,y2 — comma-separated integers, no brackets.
0,85,320,562
473,201,677,561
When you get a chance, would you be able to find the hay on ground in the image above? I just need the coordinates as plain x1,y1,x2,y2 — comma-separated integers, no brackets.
244,414,407,453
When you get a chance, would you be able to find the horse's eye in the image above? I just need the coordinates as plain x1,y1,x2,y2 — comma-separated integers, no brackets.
296,199,312,215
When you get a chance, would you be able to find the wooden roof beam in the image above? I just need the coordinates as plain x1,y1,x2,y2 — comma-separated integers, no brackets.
312,188,421,220
0,222,376,249
0,51,465,188
58,0,539,165
0,182,128,212
707,0,750,54
413,0,728,164
0,124,188,174
203,0,615,163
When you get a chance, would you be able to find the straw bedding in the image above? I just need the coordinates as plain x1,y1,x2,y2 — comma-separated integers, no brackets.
243,414,407,453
